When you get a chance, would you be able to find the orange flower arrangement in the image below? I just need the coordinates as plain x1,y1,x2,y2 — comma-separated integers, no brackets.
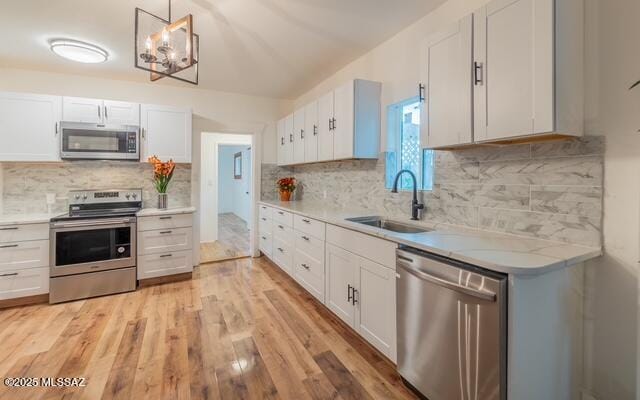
148,155,176,193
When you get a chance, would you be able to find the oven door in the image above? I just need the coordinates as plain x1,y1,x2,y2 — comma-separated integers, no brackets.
50,217,137,277
60,122,139,160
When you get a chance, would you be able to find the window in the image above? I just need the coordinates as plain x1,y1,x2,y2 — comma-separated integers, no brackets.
385,98,434,191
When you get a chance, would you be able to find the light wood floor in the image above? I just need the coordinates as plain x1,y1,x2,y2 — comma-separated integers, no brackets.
0,257,417,400
200,213,251,263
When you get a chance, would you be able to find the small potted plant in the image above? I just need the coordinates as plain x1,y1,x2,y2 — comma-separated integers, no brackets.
148,155,176,209
277,177,296,201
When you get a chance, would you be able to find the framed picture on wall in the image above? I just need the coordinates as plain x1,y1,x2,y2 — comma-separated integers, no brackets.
234,152,242,179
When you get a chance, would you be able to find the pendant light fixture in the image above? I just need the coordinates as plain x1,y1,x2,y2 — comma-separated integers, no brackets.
134,0,199,85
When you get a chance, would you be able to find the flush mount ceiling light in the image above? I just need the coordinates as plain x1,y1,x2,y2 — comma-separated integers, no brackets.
134,0,199,85
49,39,108,63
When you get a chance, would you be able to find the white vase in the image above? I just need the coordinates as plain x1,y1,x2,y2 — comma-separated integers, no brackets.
158,193,168,209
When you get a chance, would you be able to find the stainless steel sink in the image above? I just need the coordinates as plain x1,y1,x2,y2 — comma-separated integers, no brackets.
345,216,431,234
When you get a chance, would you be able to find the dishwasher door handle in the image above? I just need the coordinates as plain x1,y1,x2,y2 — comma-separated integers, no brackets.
397,261,496,302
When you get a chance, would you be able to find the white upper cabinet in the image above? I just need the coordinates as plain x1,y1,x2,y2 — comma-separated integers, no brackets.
277,79,381,166
317,91,334,162
0,92,62,162
63,96,103,124
140,104,192,163
473,0,583,142
304,101,319,163
63,97,140,125
421,15,473,149
293,107,305,164
103,100,140,125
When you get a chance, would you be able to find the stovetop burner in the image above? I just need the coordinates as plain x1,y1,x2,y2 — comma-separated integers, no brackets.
50,189,143,222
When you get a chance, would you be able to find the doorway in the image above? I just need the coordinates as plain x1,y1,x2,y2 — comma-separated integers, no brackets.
199,133,253,263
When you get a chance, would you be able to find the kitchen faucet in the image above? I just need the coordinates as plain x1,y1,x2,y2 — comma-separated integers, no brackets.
391,169,424,221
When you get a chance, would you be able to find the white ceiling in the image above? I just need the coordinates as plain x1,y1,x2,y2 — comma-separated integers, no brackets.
0,0,446,99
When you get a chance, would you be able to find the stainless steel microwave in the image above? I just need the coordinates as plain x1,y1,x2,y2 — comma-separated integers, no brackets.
60,122,140,160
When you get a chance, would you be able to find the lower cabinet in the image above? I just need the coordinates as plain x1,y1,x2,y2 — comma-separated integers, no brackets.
326,243,397,361
0,267,49,300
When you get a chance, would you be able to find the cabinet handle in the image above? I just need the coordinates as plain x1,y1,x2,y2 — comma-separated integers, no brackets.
352,288,359,305
329,118,333,131
332,118,336,130
300,129,304,139
261,217,267,221
302,263,310,270
474,62,483,85
289,134,293,143
104,105,108,120
0,227,18,231
0,272,18,277
261,236,267,240
159,216,172,220
55,122,59,135
313,125,318,135
301,219,311,224
301,235,310,241
160,254,172,258
418,83,426,102
0,244,18,249
278,225,284,229
159,230,172,234
277,247,284,252
347,284,353,303
141,127,146,139
98,105,102,119
281,137,284,145
278,211,284,215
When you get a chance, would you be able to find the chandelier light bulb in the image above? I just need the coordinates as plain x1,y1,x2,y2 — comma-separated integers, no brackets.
145,36,152,53
162,28,170,46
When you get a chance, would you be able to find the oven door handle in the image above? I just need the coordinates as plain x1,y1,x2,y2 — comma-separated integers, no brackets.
51,218,134,229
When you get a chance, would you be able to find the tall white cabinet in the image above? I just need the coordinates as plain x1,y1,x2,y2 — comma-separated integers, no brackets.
140,104,192,163
276,79,381,166
0,92,62,162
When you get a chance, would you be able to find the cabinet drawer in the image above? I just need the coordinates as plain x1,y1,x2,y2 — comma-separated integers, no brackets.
259,205,272,220
294,249,324,302
259,217,272,234
295,232,324,264
294,215,326,240
272,236,293,274
272,209,294,227
138,227,192,255
138,249,193,279
0,267,49,300
259,231,273,257
326,224,397,269
0,240,49,272
0,223,49,243
137,213,193,232
272,222,294,243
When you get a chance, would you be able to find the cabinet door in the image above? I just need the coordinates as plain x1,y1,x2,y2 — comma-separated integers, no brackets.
474,0,554,141
104,100,140,125
141,104,192,163
317,91,334,161
284,114,294,165
304,101,319,163
332,81,355,160
0,92,62,162
62,96,103,123
421,15,473,149
293,107,306,164
356,259,397,361
276,118,286,166
325,243,357,327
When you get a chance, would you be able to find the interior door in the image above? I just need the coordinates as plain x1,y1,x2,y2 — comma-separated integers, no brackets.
317,91,334,161
293,107,305,164
284,114,294,165
276,118,286,166
474,0,554,141
0,92,62,162
356,258,396,360
421,15,473,148
332,80,354,160
141,104,192,163
304,101,319,163
104,100,140,125
325,243,357,327
62,96,103,123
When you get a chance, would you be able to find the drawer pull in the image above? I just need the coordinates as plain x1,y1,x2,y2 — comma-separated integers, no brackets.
0,244,19,249
0,227,18,231
301,263,310,270
261,236,267,240
0,272,18,277
278,211,284,215
159,230,173,234
278,225,284,229
277,247,284,252
261,218,267,221
301,236,310,241
160,254,173,258
302,219,311,223
159,216,173,220
261,206,267,210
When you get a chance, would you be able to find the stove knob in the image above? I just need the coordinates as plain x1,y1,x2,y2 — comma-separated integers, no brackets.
132,193,138,199
74,194,80,200
125,194,131,200
82,194,88,200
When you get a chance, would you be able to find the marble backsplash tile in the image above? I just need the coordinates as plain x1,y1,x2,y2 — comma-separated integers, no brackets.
1,161,192,214
261,136,604,247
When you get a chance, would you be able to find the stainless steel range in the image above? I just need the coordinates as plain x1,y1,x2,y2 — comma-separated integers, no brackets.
49,189,142,304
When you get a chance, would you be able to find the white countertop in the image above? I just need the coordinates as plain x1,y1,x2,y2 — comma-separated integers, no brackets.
0,213,55,226
136,206,196,217
259,200,602,276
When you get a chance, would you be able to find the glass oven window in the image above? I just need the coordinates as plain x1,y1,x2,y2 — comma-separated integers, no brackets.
55,227,131,266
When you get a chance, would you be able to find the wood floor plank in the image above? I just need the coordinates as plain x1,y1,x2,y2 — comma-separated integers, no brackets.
232,336,280,400
302,372,343,400
162,327,190,400
313,351,374,400
102,318,147,400
186,310,220,400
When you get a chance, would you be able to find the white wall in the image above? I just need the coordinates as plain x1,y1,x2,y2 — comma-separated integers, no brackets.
218,144,251,222
200,133,252,243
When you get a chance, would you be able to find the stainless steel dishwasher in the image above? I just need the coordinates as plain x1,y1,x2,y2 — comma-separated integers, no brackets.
396,246,507,400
